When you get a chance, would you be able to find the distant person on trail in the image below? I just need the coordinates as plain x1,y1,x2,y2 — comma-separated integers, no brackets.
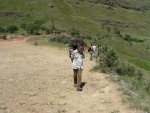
88,44,97,60
92,45,97,58
88,44,94,60
71,45,85,91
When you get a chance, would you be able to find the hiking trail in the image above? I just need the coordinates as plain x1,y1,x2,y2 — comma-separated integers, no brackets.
0,38,142,113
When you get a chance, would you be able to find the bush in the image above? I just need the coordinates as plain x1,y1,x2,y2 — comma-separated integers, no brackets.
96,44,147,83
113,28,122,37
95,44,149,111
20,20,44,34
49,36,71,44
96,45,118,71
124,34,131,42
28,21,44,34
6,25,18,33
116,63,133,76
123,34,144,43
0,27,6,33
20,23,28,30
41,26,53,34
70,27,80,36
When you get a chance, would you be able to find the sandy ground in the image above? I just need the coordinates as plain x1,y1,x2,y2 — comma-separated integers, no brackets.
0,38,143,113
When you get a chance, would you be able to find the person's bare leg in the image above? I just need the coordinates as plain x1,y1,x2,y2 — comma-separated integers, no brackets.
76,69,82,91
73,69,78,87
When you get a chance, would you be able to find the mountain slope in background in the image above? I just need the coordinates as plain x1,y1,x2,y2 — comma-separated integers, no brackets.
0,0,150,37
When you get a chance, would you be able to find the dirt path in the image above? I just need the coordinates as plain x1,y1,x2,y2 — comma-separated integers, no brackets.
0,38,142,113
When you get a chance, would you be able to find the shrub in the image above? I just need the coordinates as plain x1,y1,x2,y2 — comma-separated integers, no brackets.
20,23,28,30
0,27,6,33
115,62,141,77
49,36,71,44
28,21,44,34
6,25,18,33
41,26,53,34
124,34,131,42
147,82,150,94
123,34,144,43
115,62,127,76
96,45,118,71
95,44,149,111
70,27,80,36
113,28,122,37
20,20,44,34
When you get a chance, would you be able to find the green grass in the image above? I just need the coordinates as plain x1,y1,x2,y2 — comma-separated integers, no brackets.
27,36,66,48
100,38,149,59
112,75,150,112
1,0,150,37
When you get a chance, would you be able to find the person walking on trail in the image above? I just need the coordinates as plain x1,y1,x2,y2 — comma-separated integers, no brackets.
88,44,97,60
92,45,97,58
88,44,94,60
71,46,85,91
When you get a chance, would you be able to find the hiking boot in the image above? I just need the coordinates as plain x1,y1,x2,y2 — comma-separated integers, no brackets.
76,87,82,91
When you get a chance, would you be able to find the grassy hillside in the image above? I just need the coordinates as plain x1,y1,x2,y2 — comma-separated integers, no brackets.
0,0,150,37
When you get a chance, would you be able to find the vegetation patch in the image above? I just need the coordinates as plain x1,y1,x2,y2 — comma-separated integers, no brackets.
94,44,150,112
0,11,32,17
50,36,71,45
81,0,144,11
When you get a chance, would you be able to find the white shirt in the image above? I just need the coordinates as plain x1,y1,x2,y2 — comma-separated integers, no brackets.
71,50,85,69
93,46,96,52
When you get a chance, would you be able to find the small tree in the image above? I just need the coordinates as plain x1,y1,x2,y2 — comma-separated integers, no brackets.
124,34,131,42
20,23,28,30
20,21,44,34
97,45,118,71
6,25,18,33
70,27,80,36
41,26,53,34
0,27,6,33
